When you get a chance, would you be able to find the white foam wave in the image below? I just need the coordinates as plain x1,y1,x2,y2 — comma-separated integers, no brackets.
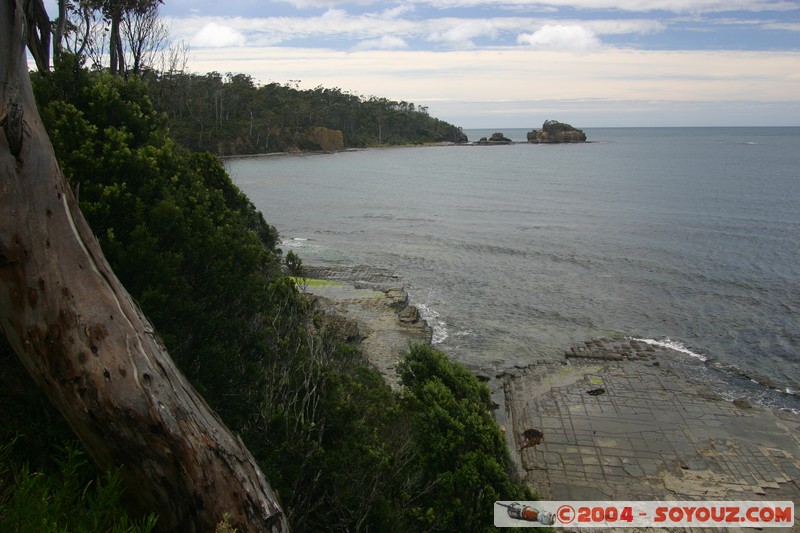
632,337,708,362
281,237,309,248
416,302,448,344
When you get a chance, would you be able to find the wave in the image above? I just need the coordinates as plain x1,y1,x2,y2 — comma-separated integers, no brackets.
630,336,799,414
631,336,708,362
281,237,308,246
415,301,449,345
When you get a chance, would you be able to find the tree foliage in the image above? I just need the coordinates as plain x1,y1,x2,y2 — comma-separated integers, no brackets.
48,0,168,77
145,72,468,155
0,440,157,533
541,119,582,135
1,57,528,531
399,345,533,531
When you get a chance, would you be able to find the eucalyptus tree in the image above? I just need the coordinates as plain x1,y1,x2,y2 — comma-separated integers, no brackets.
0,1,287,530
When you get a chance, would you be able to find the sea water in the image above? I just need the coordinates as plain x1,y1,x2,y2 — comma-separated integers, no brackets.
227,127,800,411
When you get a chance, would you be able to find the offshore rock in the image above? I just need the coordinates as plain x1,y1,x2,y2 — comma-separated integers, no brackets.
477,132,513,145
528,120,587,143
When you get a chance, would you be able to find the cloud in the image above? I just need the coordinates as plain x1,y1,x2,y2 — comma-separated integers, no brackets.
192,22,247,47
587,19,665,36
762,22,800,31
277,0,349,7
382,4,415,17
427,19,503,48
353,35,410,50
517,24,601,53
406,0,798,14
184,46,800,105
170,10,666,52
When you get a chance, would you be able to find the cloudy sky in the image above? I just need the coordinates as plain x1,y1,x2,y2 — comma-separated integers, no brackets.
101,1,800,126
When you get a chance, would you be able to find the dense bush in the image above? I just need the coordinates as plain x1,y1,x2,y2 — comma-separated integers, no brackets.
400,345,533,531
145,71,468,154
0,58,530,531
0,437,157,533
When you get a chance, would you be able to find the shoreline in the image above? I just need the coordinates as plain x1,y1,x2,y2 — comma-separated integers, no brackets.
292,267,799,517
501,336,800,513
294,265,432,390
221,139,593,160
221,142,460,160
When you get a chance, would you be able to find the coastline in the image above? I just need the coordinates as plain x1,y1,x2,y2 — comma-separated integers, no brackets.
221,142,460,160
293,266,799,523
221,138,589,160
501,336,800,514
295,265,432,390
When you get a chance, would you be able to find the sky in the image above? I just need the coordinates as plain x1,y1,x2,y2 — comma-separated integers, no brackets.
58,0,800,127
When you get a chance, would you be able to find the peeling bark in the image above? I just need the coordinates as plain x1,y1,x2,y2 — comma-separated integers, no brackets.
0,1,288,531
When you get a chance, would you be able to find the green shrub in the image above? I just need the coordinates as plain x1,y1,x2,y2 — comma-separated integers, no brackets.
19,62,530,532
399,344,533,531
0,440,157,532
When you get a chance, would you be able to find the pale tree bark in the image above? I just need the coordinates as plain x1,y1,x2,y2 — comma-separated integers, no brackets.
0,1,288,531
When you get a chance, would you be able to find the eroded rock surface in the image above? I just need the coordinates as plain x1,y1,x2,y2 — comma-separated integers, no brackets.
501,337,800,505
297,266,431,389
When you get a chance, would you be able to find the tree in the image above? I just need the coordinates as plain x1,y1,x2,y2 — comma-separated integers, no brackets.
0,2,287,531
399,345,532,531
23,0,51,72
121,0,167,76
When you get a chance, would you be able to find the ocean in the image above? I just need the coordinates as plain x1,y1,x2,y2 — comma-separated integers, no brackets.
227,127,800,412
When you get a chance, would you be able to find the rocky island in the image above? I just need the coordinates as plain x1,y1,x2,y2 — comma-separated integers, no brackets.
477,132,513,145
528,120,587,143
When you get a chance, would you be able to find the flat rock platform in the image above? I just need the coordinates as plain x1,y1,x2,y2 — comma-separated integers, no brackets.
296,266,432,389
503,337,800,530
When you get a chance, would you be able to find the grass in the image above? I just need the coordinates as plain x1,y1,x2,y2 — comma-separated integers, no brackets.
289,277,343,288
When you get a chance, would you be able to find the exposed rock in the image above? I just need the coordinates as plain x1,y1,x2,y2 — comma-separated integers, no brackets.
453,129,470,143
298,279,431,390
323,313,363,343
307,126,344,151
733,397,753,409
398,304,420,324
503,342,800,504
528,120,587,143
384,288,409,310
520,428,543,450
477,132,512,145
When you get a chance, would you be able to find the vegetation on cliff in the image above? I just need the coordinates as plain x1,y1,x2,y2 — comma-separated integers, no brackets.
146,71,467,155
1,54,527,530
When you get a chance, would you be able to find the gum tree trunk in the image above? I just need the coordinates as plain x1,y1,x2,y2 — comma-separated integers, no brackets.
0,1,287,531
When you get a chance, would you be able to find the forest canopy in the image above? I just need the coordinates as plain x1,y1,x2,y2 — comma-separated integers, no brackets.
146,72,469,155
